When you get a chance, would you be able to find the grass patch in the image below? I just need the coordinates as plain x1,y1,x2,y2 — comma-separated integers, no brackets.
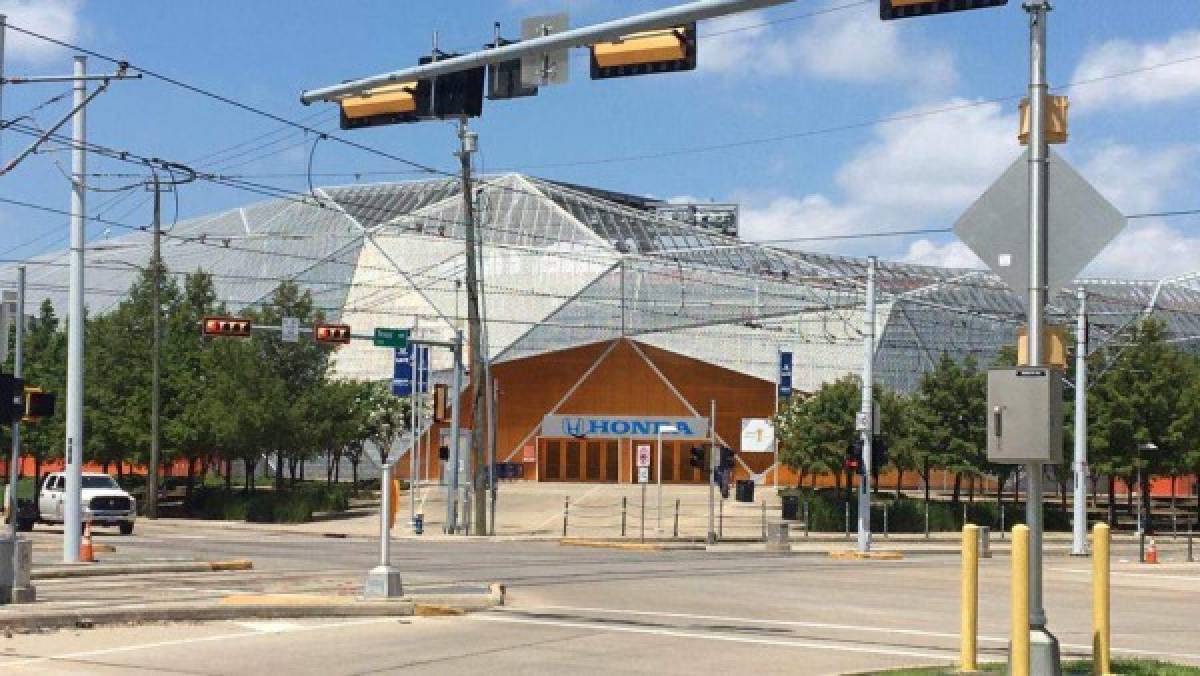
874,659,1200,675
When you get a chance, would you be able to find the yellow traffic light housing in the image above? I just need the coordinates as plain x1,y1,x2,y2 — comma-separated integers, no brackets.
1017,324,1068,370
1018,95,1069,145
880,0,1007,20
339,82,424,130
22,386,55,423
590,24,696,80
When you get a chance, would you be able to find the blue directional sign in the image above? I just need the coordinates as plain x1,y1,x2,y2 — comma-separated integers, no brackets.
778,351,793,399
392,347,413,396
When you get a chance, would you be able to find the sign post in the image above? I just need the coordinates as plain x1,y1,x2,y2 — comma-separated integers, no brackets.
637,444,650,543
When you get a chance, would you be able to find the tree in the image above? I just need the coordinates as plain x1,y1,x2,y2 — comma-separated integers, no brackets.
912,353,986,506
776,376,859,495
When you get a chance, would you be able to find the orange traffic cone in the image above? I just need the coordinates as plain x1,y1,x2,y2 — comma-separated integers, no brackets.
79,522,95,563
1145,537,1159,564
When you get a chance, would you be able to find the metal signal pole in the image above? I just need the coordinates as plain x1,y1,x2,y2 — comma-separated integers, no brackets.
1023,2,1061,671
1071,288,1088,556
857,256,876,554
147,174,162,519
63,55,87,563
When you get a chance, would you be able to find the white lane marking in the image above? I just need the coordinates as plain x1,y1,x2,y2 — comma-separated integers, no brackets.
525,604,966,641
0,617,396,670
470,613,955,660
1050,567,1200,583
518,605,1200,663
236,621,305,633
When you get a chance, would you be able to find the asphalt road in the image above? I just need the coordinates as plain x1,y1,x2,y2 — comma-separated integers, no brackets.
6,521,1200,674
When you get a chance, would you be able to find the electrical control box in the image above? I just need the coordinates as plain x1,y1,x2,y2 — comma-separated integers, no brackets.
986,368,1063,464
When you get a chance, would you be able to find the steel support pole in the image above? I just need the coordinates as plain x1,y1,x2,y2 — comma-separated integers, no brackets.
445,332,463,533
147,175,162,519
857,257,876,553
63,55,86,564
708,399,716,544
1023,2,1060,671
409,344,419,527
7,265,30,603
656,430,663,533
1071,288,1088,556
363,464,402,597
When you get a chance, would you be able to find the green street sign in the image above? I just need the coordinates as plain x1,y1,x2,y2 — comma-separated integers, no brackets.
373,327,410,348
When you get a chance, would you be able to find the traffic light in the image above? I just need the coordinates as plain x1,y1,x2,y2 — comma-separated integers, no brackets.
0,374,23,422
688,446,705,469
432,383,450,423
202,316,252,338
719,446,736,471
872,436,890,471
22,386,55,423
438,446,450,461
880,0,1007,20
314,323,352,344
590,24,697,80
339,81,426,130
486,37,538,100
419,55,486,119
845,439,864,475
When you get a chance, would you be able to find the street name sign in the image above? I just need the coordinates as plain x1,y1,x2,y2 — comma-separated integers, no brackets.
373,327,410,349
954,148,1125,301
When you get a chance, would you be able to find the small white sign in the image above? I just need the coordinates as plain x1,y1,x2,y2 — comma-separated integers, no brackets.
281,317,300,343
636,444,651,469
637,466,649,484
740,419,775,452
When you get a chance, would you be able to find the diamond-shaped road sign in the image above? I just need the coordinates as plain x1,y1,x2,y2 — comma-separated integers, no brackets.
954,148,1126,301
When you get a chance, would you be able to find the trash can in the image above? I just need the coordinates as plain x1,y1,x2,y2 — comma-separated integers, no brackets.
413,512,425,535
781,494,800,521
736,480,755,503
766,521,790,553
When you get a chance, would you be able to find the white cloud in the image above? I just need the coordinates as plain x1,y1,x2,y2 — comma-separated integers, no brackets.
902,239,983,269
738,194,868,252
836,99,1017,219
1081,142,1197,215
1071,30,1200,111
701,4,956,91
1087,221,1200,279
0,0,83,64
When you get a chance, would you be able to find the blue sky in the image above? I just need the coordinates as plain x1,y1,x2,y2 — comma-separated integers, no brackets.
0,0,1198,278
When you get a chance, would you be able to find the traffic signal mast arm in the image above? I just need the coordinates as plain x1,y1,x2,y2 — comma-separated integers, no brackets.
300,0,793,104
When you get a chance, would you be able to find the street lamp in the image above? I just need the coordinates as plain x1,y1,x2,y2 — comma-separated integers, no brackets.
656,424,679,533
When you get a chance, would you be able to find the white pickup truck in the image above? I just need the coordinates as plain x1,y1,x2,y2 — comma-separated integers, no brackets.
22,472,137,535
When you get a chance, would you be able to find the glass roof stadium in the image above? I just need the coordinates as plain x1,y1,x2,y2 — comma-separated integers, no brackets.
4,174,1198,393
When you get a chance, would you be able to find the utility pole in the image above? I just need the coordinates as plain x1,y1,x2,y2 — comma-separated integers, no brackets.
457,119,487,536
146,173,162,519
857,256,876,554
1023,2,1060,671
1071,288,1088,556
7,265,33,603
445,330,463,533
63,55,87,564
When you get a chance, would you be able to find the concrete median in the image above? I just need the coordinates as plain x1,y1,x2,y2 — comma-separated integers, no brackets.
32,559,254,579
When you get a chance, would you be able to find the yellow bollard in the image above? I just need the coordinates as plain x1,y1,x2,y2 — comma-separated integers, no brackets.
961,524,980,673
1093,523,1112,676
1011,524,1030,676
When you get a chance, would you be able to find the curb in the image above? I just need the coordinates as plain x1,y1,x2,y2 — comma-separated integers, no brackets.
0,581,505,632
33,559,253,579
560,539,706,551
828,550,905,561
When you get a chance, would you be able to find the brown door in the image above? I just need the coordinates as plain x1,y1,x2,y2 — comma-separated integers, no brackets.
543,440,561,481
565,441,582,481
585,442,602,481
604,441,619,482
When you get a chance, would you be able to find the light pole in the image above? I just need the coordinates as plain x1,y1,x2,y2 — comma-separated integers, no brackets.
656,424,678,533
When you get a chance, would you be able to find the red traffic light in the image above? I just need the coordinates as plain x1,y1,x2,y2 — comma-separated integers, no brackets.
314,323,352,344
203,316,252,338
